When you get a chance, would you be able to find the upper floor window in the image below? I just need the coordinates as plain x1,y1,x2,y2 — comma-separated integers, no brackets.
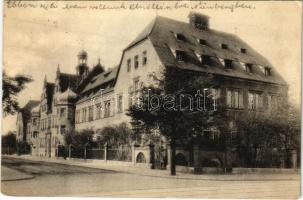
48,117,51,129
75,110,80,123
245,63,253,73
175,50,186,62
127,59,131,72
226,88,244,109
221,43,228,49
174,33,186,41
82,108,87,122
60,108,66,117
248,91,263,111
134,55,139,69
241,48,247,53
264,67,271,76
268,94,277,111
197,38,207,45
117,95,123,113
259,65,271,76
134,78,140,92
33,118,37,126
224,59,233,69
142,51,147,65
88,106,94,121
95,103,102,120
202,55,211,66
104,101,111,118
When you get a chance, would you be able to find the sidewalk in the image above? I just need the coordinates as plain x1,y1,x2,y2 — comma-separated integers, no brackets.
3,155,300,181
1,166,34,181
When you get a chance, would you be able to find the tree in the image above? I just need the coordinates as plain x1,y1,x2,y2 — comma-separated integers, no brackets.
96,122,134,147
2,131,17,154
233,101,300,168
127,67,225,175
2,70,33,116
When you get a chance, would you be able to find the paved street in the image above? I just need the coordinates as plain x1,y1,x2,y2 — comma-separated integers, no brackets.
1,157,301,198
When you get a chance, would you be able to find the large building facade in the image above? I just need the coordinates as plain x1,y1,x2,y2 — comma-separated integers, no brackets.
19,13,288,167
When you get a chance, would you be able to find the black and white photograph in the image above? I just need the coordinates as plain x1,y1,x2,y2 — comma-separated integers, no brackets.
1,0,301,198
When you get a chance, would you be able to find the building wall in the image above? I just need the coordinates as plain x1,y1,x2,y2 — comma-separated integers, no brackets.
75,38,164,133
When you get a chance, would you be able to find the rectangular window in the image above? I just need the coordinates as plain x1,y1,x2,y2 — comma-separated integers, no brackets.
241,48,247,53
134,55,139,69
226,89,243,109
142,51,147,65
117,95,123,113
245,63,253,73
264,67,271,76
197,38,207,45
60,125,66,135
48,117,51,129
127,59,131,72
202,55,211,65
268,94,277,111
33,118,37,126
221,43,228,49
95,103,102,120
224,59,232,69
82,108,87,122
76,110,80,123
175,50,186,62
104,101,111,118
60,108,66,117
134,79,139,92
248,91,263,110
88,106,94,121
175,33,186,41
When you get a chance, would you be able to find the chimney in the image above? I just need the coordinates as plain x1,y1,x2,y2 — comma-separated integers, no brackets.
188,12,209,30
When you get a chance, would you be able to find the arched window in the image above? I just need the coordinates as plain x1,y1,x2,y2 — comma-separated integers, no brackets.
136,152,146,163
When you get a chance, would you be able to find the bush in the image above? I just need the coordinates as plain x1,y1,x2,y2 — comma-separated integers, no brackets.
96,123,134,147
16,141,30,155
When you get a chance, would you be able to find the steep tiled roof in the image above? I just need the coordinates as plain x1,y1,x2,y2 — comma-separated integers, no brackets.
77,64,105,93
20,100,40,125
125,15,286,85
22,100,40,112
58,73,81,92
80,66,118,94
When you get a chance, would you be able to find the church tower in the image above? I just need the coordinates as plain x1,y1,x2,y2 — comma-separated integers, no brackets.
76,50,89,77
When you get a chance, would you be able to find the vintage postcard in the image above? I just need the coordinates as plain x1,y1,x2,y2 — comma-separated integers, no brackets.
1,0,301,198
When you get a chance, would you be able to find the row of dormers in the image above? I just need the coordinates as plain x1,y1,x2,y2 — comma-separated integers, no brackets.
173,32,248,55
171,48,271,76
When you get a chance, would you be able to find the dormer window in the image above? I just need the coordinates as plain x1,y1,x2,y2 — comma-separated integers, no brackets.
224,59,232,69
175,50,186,62
259,65,271,76
174,33,186,41
245,63,253,73
221,43,229,50
197,38,207,45
202,55,211,65
241,48,247,53
264,67,271,76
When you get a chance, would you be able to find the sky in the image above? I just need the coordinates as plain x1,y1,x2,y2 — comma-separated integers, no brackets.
2,1,302,134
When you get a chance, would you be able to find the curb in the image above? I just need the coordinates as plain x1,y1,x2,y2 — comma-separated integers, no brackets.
2,176,35,182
